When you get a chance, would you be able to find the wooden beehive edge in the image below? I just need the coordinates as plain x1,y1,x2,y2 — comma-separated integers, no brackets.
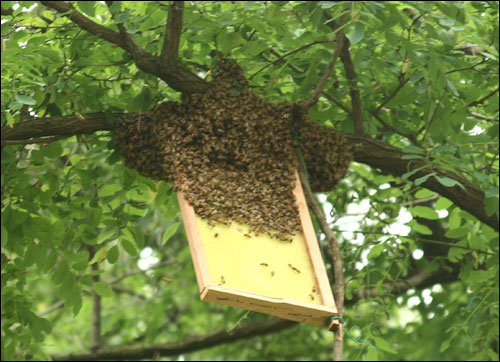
201,285,337,327
177,190,211,292
292,170,337,311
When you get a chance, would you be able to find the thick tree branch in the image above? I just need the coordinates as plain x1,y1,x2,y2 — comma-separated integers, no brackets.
1,113,116,141
50,318,296,361
160,1,184,67
2,114,497,231
40,1,207,93
344,132,498,231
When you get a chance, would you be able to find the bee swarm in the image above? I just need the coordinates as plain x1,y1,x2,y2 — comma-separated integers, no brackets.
114,59,352,241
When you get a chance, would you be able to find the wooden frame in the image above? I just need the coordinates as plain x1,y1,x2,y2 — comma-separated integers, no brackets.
178,171,337,327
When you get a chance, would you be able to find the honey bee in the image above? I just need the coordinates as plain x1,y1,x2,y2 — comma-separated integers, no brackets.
214,233,219,238
271,271,275,277
260,263,268,267
288,263,301,273
309,294,315,301
114,57,351,243
219,276,226,285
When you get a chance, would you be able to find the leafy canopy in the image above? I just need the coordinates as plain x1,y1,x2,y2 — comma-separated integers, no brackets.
1,1,499,361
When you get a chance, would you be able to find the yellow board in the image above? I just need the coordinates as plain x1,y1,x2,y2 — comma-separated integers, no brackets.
198,216,322,305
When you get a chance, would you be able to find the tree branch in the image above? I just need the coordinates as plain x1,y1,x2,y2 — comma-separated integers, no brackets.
344,132,498,231
39,1,207,93
303,14,347,111
88,247,102,351
160,1,184,67
251,40,330,80
324,13,364,135
2,113,497,231
374,78,410,114
50,318,296,361
48,256,464,361
467,86,499,108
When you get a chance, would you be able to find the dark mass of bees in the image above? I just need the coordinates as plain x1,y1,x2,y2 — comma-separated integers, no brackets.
114,58,352,241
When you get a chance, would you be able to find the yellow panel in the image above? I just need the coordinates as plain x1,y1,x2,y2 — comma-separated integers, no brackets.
197,215,322,305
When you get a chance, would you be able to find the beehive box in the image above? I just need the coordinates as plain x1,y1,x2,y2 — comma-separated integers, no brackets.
178,171,337,327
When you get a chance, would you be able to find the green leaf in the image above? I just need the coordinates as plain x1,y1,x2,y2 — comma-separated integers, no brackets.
93,282,114,297
45,142,63,158
362,347,378,361
120,237,138,257
373,336,397,354
467,270,494,283
107,245,119,264
15,94,37,105
89,246,109,265
1,224,7,246
407,220,433,235
401,154,425,160
485,197,499,217
99,184,123,197
162,222,180,245
401,166,425,180
367,244,385,259
346,23,364,44
445,227,468,239
402,145,425,154
96,229,115,244
414,173,437,185
411,206,439,219
78,1,96,17
433,175,465,190
485,187,499,198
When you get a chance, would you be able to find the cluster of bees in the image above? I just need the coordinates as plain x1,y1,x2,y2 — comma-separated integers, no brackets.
114,58,352,242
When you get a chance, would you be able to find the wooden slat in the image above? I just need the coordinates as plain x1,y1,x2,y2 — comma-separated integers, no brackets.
201,285,336,327
177,191,211,292
292,171,336,309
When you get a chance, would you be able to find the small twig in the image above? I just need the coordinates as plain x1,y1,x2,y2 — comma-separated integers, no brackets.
37,300,66,317
374,78,410,114
321,91,353,115
469,112,499,122
445,59,489,74
369,109,419,144
107,259,175,285
250,40,330,80
467,86,499,107
88,247,102,351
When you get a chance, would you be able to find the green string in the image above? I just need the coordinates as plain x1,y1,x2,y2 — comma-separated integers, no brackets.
326,317,376,350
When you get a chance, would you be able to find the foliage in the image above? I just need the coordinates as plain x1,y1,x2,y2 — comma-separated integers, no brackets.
1,1,499,361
